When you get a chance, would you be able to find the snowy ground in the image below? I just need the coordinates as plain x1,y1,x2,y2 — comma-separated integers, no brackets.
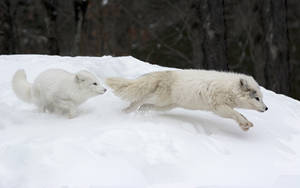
0,55,300,188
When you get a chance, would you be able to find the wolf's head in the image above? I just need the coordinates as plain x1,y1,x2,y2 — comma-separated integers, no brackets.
236,77,268,112
75,70,106,97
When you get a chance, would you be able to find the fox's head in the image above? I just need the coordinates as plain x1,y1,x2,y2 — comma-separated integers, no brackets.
236,77,268,112
75,70,106,97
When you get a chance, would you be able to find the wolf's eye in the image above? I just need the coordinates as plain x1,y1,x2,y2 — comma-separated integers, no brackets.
93,82,98,86
255,97,260,101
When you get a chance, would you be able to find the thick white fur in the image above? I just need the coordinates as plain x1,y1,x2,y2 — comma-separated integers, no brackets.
12,69,106,118
106,70,268,131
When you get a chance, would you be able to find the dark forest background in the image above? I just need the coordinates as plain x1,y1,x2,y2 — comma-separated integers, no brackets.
0,0,299,100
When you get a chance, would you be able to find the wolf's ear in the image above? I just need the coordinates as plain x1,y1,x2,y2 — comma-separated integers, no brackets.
240,78,249,91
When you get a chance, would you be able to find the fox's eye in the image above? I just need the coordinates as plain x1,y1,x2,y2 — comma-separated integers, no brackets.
255,97,260,101
93,82,98,86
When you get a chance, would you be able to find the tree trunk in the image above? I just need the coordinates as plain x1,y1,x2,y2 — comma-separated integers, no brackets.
43,0,59,55
189,1,205,69
263,0,290,95
191,0,228,70
0,0,16,54
72,0,88,55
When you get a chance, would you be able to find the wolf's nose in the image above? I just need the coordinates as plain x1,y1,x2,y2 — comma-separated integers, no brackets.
103,88,107,92
265,107,268,111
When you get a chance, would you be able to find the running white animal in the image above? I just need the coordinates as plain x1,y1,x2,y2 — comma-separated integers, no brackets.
12,69,106,118
106,70,268,131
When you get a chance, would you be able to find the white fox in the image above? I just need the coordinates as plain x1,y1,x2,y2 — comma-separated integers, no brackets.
106,70,268,131
12,69,106,118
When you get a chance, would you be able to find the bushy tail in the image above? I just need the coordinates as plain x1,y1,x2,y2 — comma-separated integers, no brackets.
12,69,32,103
105,76,158,101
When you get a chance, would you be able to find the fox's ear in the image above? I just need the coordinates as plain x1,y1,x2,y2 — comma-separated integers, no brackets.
240,78,249,91
75,75,80,83
75,73,85,83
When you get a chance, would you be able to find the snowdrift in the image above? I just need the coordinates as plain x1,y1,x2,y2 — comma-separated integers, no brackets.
0,55,299,188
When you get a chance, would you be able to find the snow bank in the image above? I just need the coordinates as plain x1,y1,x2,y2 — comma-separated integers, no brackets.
0,55,299,188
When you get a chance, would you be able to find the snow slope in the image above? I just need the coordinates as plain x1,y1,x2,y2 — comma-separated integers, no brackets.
0,55,299,188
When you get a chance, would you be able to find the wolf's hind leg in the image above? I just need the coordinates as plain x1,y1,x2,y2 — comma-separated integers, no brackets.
138,104,176,112
213,105,253,131
123,100,144,113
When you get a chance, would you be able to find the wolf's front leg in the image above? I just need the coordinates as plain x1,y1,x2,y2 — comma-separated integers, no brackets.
213,105,253,131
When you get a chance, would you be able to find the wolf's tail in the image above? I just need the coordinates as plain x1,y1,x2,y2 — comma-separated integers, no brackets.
12,69,32,103
105,76,159,102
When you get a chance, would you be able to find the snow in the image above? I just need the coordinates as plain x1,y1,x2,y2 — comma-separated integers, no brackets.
0,55,300,188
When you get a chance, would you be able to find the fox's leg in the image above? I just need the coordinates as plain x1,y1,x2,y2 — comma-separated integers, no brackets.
123,100,144,113
213,105,253,131
35,103,47,113
45,104,54,113
42,106,47,112
36,105,46,113
53,97,77,118
38,103,54,113
138,104,176,112
33,98,47,113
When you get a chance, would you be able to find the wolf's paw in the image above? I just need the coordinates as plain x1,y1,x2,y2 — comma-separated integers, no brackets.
239,121,253,131
122,107,132,113
122,107,138,113
138,104,153,112
68,110,78,119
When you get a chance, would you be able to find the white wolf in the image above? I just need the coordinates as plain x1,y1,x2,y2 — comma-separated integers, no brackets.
106,70,268,131
12,69,106,118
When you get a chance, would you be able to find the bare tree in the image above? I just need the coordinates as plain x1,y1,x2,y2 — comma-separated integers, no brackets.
262,0,290,95
191,0,228,70
0,0,16,54
225,0,291,95
72,0,88,55
43,0,59,55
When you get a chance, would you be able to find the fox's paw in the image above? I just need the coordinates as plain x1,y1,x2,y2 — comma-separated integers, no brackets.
239,121,253,131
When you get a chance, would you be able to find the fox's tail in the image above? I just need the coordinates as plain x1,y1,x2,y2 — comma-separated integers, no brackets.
105,76,158,102
12,69,32,103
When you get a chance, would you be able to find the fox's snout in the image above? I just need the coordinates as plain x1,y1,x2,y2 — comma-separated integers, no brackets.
97,87,107,94
101,88,107,94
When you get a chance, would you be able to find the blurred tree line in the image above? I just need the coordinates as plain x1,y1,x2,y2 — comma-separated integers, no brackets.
0,0,299,100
